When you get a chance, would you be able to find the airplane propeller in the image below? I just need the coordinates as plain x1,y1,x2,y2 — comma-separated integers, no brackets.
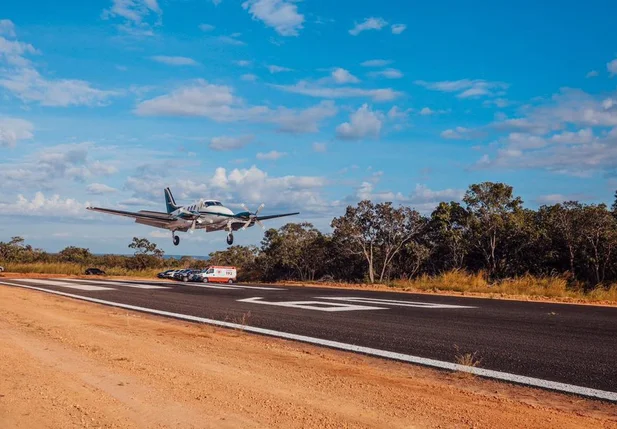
240,203,265,230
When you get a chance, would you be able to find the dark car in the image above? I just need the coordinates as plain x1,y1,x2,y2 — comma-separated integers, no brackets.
157,269,175,278
85,267,106,275
173,269,198,282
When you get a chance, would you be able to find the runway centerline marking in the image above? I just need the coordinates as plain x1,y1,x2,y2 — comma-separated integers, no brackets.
317,296,478,309
16,279,115,291
237,297,385,312
57,278,170,290
1,281,615,402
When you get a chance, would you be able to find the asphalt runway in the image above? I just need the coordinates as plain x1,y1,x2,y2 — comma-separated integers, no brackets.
2,277,616,401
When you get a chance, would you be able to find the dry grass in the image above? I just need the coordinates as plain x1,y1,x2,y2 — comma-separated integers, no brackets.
1,262,161,278
390,270,617,304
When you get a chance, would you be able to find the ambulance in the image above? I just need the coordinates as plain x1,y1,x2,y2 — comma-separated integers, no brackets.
194,266,237,284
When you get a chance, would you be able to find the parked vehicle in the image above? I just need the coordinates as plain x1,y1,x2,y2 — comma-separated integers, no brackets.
85,267,105,275
192,266,237,284
173,269,200,282
157,269,176,279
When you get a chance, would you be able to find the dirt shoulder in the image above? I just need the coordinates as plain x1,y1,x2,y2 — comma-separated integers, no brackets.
1,285,616,428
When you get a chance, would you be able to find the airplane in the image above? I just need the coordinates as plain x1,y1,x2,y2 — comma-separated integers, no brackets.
86,187,299,246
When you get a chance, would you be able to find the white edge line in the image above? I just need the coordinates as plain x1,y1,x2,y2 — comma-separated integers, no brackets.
2,281,615,403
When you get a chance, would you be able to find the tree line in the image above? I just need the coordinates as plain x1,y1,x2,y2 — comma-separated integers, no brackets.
2,182,617,288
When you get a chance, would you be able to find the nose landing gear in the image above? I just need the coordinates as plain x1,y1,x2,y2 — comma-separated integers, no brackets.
226,233,234,246
172,232,180,246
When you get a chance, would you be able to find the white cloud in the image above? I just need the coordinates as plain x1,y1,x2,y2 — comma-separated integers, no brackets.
419,107,433,116
349,17,388,36
209,135,254,151
440,127,471,139
336,104,383,140
369,68,403,79
351,182,464,213
0,35,38,67
199,23,215,32
608,58,617,77
331,67,359,84
312,142,326,152
256,150,286,160
235,60,252,67
217,35,246,46
0,117,34,147
150,55,198,66
267,64,293,73
0,68,119,107
272,81,402,101
86,183,118,194
0,192,90,217
415,79,509,98
0,19,16,37
586,70,598,78
242,0,304,36
135,80,337,133
102,0,162,36
361,59,392,67
391,24,406,34
241,73,258,81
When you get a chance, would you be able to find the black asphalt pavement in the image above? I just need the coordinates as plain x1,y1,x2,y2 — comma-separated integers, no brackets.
2,277,616,395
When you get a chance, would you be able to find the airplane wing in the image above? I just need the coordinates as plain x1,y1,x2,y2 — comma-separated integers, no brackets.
256,212,300,221
87,207,173,221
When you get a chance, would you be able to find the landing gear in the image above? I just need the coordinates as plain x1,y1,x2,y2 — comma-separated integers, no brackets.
226,233,234,246
172,233,180,246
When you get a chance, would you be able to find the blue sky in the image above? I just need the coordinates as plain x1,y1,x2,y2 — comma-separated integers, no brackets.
1,0,617,255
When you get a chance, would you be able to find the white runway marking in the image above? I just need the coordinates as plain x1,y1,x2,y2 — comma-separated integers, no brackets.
16,279,114,291
317,296,477,309
237,297,385,312
225,284,284,291
185,283,236,290
1,281,615,402
57,278,170,290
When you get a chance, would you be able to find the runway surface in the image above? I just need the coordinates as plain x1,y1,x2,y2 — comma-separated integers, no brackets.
2,277,616,401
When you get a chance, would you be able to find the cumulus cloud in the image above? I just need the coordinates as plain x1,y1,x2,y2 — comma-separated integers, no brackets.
217,35,246,46
608,58,617,77
102,0,162,36
242,0,304,36
135,80,337,133
235,60,251,67
440,127,472,139
391,24,406,34
369,68,403,79
361,59,392,67
349,17,388,36
336,104,383,140
86,183,118,194
0,19,16,37
209,135,254,151
256,150,286,160
272,81,402,101
415,79,509,98
267,64,293,73
241,73,258,81
0,68,119,107
0,192,90,217
199,23,215,32
0,117,34,147
586,70,598,78
150,55,198,66
331,67,359,84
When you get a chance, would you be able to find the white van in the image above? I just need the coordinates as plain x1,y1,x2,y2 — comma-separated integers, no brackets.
196,266,237,284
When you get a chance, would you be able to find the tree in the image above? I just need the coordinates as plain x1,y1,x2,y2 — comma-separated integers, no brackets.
426,202,470,272
463,182,523,278
127,237,164,271
128,237,164,257
58,246,92,265
331,200,424,283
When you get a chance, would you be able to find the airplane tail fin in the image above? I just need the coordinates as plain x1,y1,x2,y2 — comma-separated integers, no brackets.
164,187,179,213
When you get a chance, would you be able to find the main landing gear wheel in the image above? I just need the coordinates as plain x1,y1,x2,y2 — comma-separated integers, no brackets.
226,233,234,246
172,234,180,246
